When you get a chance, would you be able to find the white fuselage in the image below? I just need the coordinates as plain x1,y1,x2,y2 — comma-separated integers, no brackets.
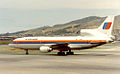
8,16,115,53
9,36,109,50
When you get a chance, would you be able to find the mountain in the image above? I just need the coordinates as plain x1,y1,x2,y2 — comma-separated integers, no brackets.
0,8,119,33
1,15,120,40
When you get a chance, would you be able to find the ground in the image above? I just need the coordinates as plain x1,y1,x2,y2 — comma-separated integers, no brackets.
0,41,120,74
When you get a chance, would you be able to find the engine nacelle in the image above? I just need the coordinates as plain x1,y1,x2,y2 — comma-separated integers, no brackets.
39,46,52,53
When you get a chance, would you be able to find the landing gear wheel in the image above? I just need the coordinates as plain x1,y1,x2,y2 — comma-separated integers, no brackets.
57,52,65,55
25,49,29,55
66,52,74,55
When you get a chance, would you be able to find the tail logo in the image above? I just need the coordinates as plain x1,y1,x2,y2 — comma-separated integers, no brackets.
103,22,112,30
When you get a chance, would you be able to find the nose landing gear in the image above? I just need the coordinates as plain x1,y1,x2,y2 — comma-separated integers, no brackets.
25,49,29,55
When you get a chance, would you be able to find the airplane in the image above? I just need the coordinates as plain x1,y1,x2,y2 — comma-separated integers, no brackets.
9,16,115,55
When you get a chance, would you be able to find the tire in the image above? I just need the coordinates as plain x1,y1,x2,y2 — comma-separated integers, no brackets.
66,52,74,55
57,52,65,55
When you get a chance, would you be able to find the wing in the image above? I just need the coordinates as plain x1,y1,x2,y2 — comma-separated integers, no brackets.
50,43,70,51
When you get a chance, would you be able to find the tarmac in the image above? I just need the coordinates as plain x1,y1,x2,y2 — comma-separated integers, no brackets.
0,49,120,74
0,42,120,74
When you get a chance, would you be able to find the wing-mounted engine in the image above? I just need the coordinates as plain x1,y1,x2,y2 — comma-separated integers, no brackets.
39,46,53,53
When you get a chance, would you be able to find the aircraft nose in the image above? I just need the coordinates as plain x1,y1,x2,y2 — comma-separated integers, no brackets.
8,43,16,47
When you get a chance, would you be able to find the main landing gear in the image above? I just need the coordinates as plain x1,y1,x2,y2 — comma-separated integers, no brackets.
57,52,65,55
66,49,74,55
57,49,74,55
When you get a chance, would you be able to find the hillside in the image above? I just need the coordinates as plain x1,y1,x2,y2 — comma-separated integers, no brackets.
1,15,120,40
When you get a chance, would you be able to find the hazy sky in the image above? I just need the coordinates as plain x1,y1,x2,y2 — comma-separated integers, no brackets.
0,0,120,33
0,0,120,10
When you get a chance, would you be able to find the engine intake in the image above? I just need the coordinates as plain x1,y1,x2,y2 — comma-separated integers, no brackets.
39,46,52,52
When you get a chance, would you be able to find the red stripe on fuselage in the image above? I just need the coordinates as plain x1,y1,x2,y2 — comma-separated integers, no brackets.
13,40,106,43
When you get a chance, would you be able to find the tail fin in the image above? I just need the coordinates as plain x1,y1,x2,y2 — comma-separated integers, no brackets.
97,16,115,36
80,16,115,38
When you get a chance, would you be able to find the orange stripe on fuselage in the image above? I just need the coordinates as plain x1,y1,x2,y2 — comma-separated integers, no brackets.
13,40,106,43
